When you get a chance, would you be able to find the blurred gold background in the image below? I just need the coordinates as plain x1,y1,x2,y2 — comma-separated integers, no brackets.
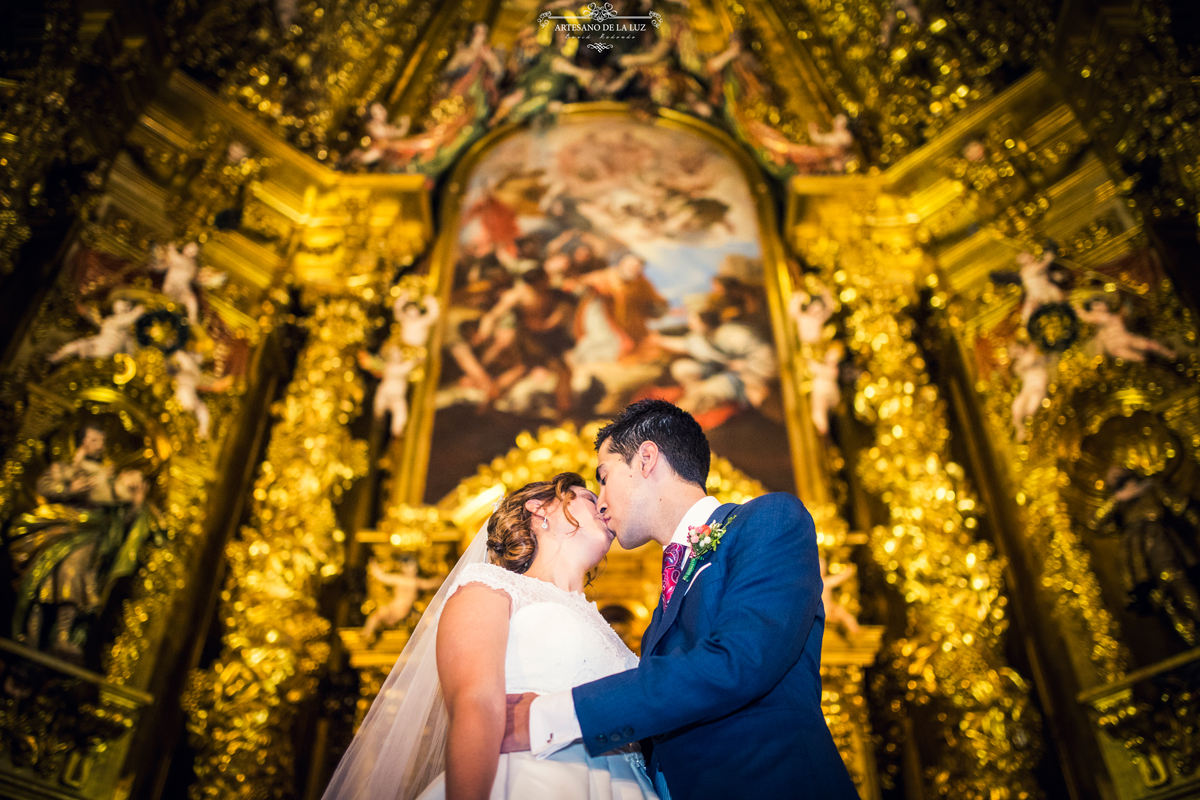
0,1,1198,799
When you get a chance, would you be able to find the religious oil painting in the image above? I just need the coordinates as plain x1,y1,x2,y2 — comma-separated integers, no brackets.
424,117,793,501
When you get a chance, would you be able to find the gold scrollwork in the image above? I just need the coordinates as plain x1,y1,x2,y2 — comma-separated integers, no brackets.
792,191,1043,799
184,298,371,799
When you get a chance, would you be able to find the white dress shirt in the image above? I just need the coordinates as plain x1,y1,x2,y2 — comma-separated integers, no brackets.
529,495,722,757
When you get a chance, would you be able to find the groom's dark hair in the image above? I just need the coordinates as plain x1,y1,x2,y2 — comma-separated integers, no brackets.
595,399,710,489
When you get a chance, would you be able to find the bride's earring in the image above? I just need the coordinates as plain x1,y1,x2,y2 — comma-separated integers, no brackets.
541,517,549,530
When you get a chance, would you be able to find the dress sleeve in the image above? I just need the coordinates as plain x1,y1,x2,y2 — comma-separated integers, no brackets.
447,562,522,612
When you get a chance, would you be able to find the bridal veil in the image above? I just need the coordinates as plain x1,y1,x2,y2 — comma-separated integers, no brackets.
321,523,491,800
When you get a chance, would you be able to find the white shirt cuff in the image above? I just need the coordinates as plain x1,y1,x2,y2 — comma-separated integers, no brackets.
529,691,582,758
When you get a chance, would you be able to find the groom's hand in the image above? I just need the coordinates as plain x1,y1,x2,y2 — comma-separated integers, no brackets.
500,692,536,753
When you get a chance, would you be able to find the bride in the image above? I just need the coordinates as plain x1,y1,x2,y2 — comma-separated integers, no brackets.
322,472,658,800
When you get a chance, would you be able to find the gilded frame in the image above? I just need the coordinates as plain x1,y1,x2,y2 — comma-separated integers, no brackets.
392,102,827,507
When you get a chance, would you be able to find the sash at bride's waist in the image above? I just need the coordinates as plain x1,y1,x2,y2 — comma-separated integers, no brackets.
515,741,647,771
530,741,642,759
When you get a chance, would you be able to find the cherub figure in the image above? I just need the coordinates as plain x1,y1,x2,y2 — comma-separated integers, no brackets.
991,243,1067,325
1009,342,1050,442
395,291,441,349
360,291,440,437
226,140,251,164
1077,297,1176,362
150,242,208,323
962,140,987,163
807,115,855,172
820,557,860,636
359,344,420,437
49,299,145,363
344,104,413,167
880,0,923,45
170,350,233,439
809,344,843,436
788,287,835,345
361,559,443,644
747,115,854,174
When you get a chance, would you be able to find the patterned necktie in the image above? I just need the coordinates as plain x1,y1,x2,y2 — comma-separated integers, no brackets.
660,542,688,606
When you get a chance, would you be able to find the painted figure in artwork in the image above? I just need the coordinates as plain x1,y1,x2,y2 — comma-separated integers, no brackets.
49,243,249,381
493,26,593,126
8,424,154,660
440,22,505,107
49,299,145,363
656,302,777,419
432,118,790,492
1077,297,1175,362
1014,246,1065,324
345,103,413,167
746,114,855,175
475,267,576,418
346,25,503,174
607,4,711,117
361,559,444,645
574,254,668,361
706,30,766,109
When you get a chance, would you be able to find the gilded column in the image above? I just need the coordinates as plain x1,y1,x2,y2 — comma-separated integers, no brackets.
183,298,370,799
792,190,1043,799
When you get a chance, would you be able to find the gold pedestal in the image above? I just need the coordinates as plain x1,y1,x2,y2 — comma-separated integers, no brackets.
823,626,886,800
0,639,153,800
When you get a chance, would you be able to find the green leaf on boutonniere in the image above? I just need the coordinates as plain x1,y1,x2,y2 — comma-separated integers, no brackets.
681,515,735,582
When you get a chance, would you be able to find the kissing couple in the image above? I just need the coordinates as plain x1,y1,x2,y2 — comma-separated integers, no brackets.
322,399,859,800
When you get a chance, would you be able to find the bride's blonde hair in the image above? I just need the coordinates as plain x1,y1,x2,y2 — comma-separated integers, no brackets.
487,472,586,573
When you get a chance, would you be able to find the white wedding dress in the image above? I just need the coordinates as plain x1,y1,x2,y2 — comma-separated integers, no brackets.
417,561,659,800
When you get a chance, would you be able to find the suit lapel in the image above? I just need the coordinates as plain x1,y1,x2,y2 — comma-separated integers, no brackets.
639,602,664,657
640,503,738,658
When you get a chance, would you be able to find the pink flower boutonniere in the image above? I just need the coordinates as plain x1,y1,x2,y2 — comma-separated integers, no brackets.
682,516,735,581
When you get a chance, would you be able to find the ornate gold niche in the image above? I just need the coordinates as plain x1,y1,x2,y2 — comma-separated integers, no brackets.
796,65,1200,800
328,102,885,798
6,1,1200,799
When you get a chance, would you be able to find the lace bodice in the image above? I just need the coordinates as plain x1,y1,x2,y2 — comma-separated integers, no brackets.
448,562,638,694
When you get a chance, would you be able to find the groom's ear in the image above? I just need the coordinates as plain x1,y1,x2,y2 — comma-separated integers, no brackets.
637,441,660,477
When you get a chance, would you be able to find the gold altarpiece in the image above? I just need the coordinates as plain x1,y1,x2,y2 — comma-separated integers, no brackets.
1,2,1199,800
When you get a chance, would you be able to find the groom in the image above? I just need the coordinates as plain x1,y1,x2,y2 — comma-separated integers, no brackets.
503,399,858,799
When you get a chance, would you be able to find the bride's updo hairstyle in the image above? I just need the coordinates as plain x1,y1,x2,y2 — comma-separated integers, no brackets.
487,472,587,573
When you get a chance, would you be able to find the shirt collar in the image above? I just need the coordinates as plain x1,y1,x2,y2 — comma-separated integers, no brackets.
668,496,722,549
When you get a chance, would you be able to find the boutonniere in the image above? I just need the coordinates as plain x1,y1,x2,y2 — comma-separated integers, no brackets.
681,516,735,581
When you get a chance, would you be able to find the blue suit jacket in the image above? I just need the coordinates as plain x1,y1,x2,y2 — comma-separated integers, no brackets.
573,493,859,799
